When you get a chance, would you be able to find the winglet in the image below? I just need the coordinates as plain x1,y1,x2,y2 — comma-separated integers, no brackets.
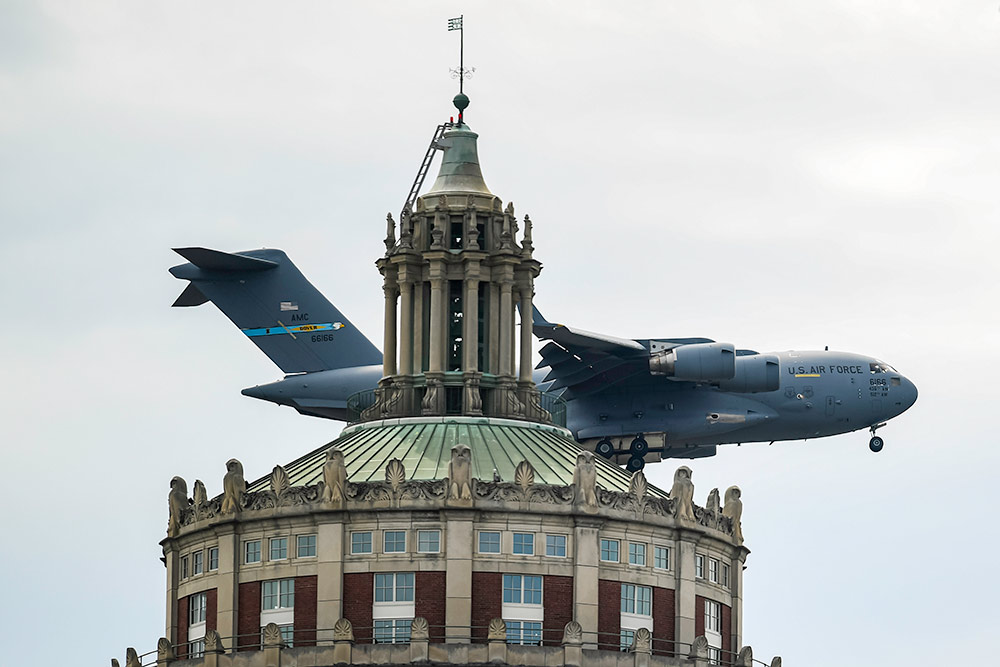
532,305,557,328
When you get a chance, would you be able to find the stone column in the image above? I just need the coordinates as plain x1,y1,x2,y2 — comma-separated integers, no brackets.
730,552,746,655
572,518,602,649
464,278,478,372
382,284,397,377
676,540,697,651
399,281,413,376
413,282,425,374
444,510,474,643
518,283,533,382
488,282,500,374
214,526,238,642
499,280,513,376
429,277,445,373
316,521,345,646
164,543,179,643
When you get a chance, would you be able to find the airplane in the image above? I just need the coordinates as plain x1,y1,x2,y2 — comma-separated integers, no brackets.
169,246,917,468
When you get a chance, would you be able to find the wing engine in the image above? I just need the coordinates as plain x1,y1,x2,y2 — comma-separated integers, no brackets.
648,342,736,381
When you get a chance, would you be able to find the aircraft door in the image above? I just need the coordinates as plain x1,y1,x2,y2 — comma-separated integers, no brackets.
825,395,835,417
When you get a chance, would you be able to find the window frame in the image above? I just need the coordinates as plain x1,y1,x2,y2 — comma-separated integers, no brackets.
545,534,567,558
628,542,646,566
502,574,543,605
374,572,415,603
620,583,652,616
262,578,295,611
600,538,620,563
695,553,705,579
505,620,542,646
478,531,501,554
512,532,534,555
270,537,288,561
296,534,317,558
374,618,412,644
653,545,670,570
383,530,407,554
189,591,207,625
417,530,441,553
208,547,219,571
351,531,373,555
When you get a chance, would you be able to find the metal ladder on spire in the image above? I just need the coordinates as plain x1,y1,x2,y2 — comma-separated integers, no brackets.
400,122,454,223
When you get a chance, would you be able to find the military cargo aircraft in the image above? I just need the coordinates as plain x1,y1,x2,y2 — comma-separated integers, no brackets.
170,247,917,467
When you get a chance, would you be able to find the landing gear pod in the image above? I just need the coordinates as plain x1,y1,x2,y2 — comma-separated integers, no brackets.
630,435,649,456
596,438,615,459
626,456,646,473
869,436,884,453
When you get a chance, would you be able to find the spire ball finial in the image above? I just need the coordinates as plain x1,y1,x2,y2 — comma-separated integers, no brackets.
453,93,470,112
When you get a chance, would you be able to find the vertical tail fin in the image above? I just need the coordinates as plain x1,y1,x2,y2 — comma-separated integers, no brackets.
169,247,382,373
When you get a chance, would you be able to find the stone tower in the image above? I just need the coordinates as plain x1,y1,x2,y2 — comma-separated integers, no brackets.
368,100,550,423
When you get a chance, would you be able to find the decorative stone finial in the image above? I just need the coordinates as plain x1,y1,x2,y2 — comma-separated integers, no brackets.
167,476,188,537
629,470,648,498
562,620,583,645
514,460,535,495
156,638,174,661
736,646,753,666
333,618,354,642
723,485,744,544
386,458,406,494
262,622,284,647
670,466,695,522
125,648,141,667
221,459,245,514
487,618,507,641
572,452,598,509
322,448,347,505
448,444,472,500
204,629,224,654
385,212,396,252
521,214,534,254
112,660,120,667
631,627,652,654
771,657,782,667
411,617,429,642
688,636,709,659
192,479,207,508
270,465,290,498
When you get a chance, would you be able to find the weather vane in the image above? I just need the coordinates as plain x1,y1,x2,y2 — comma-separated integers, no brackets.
448,15,473,124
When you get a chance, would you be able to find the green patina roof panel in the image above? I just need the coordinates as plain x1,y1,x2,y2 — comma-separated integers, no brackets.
248,417,667,497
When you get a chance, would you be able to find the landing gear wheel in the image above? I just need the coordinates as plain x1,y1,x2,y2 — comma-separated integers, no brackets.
626,456,646,473
630,436,649,456
595,439,615,459
869,436,884,453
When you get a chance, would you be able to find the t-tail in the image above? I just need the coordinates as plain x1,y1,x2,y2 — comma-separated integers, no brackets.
169,247,382,373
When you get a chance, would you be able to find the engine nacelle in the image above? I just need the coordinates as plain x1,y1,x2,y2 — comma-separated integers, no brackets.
649,342,736,381
718,354,780,393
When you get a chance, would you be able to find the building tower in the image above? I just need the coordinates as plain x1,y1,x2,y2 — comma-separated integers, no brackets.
367,95,550,424
121,91,781,667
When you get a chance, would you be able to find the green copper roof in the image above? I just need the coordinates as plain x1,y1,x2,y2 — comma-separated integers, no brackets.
423,124,493,196
248,417,666,497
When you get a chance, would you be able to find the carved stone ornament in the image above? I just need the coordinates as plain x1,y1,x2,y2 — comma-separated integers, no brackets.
125,648,141,667
448,444,473,500
262,622,283,647
688,635,709,659
271,465,290,498
410,616,429,641
632,627,651,654
322,448,348,505
562,620,583,645
156,638,174,661
221,458,245,514
422,378,441,413
487,618,507,641
514,460,535,496
723,485,744,544
736,646,753,666
193,479,207,508
670,466,696,522
385,458,406,494
629,470,648,499
771,657,782,667
706,487,720,514
333,618,354,642
112,660,120,667
204,629,223,653
167,476,188,538
384,212,396,252
572,452,598,508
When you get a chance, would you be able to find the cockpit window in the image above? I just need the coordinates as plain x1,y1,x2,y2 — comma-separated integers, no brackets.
869,361,896,374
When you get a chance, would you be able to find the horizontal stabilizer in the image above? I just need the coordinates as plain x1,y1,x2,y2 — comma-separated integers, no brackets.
172,282,209,307
173,247,278,272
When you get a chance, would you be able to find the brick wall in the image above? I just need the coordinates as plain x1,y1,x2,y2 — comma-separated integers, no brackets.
237,581,261,651
416,571,447,643
721,603,732,665
471,572,501,642
294,575,318,647
597,579,621,651
176,595,189,658
695,595,705,638
205,589,217,633
543,575,573,646
343,573,373,643
652,586,675,656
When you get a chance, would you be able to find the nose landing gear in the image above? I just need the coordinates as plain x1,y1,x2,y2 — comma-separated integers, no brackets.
868,422,887,453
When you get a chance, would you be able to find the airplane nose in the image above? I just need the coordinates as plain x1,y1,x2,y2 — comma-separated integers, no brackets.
897,376,918,414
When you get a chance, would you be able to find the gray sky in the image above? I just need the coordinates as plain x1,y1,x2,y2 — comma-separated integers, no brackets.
1,2,997,665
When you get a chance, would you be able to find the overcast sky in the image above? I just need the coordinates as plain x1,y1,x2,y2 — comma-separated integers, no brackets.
1,2,998,665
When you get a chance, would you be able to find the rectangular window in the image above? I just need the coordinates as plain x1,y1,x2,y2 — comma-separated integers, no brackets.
208,547,219,571
384,530,406,553
189,639,205,658
375,572,415,603
620,629,635,652
479,531,501,553
695,553,705,579
704,599,721,633
374,619,412,644
708,558,719,583
512,532,534,555
654,546,669,570
545,534,567,557
270,537,288,561
192,551,203,575
417,530,440,553
506,621,542,645
351,531,372,554
721,563,730,588
245,540,261,564
181,556,189,579
502,574,542,605
296,535,316,558
708,646,722,665
189,592,207,625
262,579,295,610
620,584,652,616
628,543,646,566
600,539,620,563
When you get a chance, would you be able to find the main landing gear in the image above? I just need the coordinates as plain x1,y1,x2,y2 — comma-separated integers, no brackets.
868,422,887,453
596,435,652,472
